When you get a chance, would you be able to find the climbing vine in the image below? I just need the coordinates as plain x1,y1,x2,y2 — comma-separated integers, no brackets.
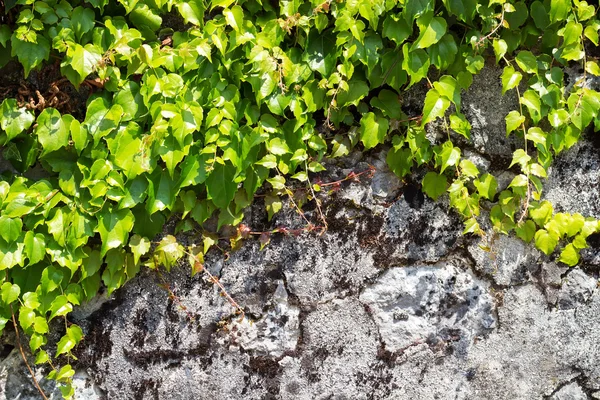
0,0,599,397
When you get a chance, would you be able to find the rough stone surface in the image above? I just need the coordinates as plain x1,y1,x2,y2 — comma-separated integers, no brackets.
3,65,600,400
550,382,588,400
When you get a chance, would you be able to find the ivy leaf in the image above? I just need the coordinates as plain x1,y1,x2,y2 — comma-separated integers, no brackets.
473,173,497,200
11,35,50,77
1,99,35,140
422,172,447,200
206,162,238,209
177,0,205,25
530,1,549,29
549,0,571,23
501,66,522,95
71,6,95,40
411,12,447,50
435,141,460,173
505,111,525,136
534,229,559,255
428,34,457,71
223,6,244,31
493,39,507,63
558,243,580,266
0,216,22,243
96,207,135,256
515,220,536,242
521,90,542,124
402,44,430,87
48,294,73,320
382,14,411,45
337,80,370,107
386,147,413,178
24,231,46,264
35,108,71,156
515,51,538,75
1,282,20,305
56,325,83,357
360,112,389,150
450,113,471,139
422,88,450,125
530,201,554,227
548,109,570,128
304,30,336,77
129,234,151,265
370,89,403,119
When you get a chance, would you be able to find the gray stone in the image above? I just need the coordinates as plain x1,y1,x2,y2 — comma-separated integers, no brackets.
543,138,600,219
557,268,597,310
461,65,522,159
468,234,542,286
359,260,496,353
550,382,588,400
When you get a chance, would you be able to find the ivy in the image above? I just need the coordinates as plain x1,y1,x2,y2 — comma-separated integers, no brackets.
0,0,599,397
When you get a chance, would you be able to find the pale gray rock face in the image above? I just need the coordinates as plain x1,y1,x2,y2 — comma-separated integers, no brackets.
543,137,600,219
550,382,588,400
3,65,600,400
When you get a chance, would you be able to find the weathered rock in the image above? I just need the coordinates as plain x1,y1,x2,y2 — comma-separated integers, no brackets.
468,234,542,286
557,268,597,310
4,64,600,400
544,137,600,219
550,382,588,400
359,259,496,353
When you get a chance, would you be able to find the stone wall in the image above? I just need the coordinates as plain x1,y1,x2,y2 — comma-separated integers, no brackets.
1,65,600,400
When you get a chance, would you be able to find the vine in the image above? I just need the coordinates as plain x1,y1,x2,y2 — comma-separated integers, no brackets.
0,0,599,397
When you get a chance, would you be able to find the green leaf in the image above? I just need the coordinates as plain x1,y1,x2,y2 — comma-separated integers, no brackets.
402,44,430,87
521,90,542,124
449,113,471,139
265,193,282,221
19,307,35,330
428,34,458,71
129,234,151,265
304,30,336,77
1,99,35,140
473,173,497,200
501,66,522,95
548,109,570,128
535,229,559,255
382,14,411,45
515,51,538,75
530,201,553,227
459,159,479,178
549,0,571,23
422,172,447,200
515,220,536,242
206,162,238,209
530,1,549,29
11,35,50,77
224,6,244,31
337,80,370,107
129,4,162,32
386,147,413,178
435,141,460,173
35,108,71,156
422,89,450,125
177,0,205,25
505,111,525,136
1,282,20,305
370,90,403,119
558,243,580,266
96,207,135,256
360,112,389,150
48,294,73,320
493,39,507,63
509,149,531,169
411,12,447,50
0,216,22,243
24,231,46,264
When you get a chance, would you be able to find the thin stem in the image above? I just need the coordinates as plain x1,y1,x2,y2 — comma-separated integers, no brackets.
10,305,49,400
